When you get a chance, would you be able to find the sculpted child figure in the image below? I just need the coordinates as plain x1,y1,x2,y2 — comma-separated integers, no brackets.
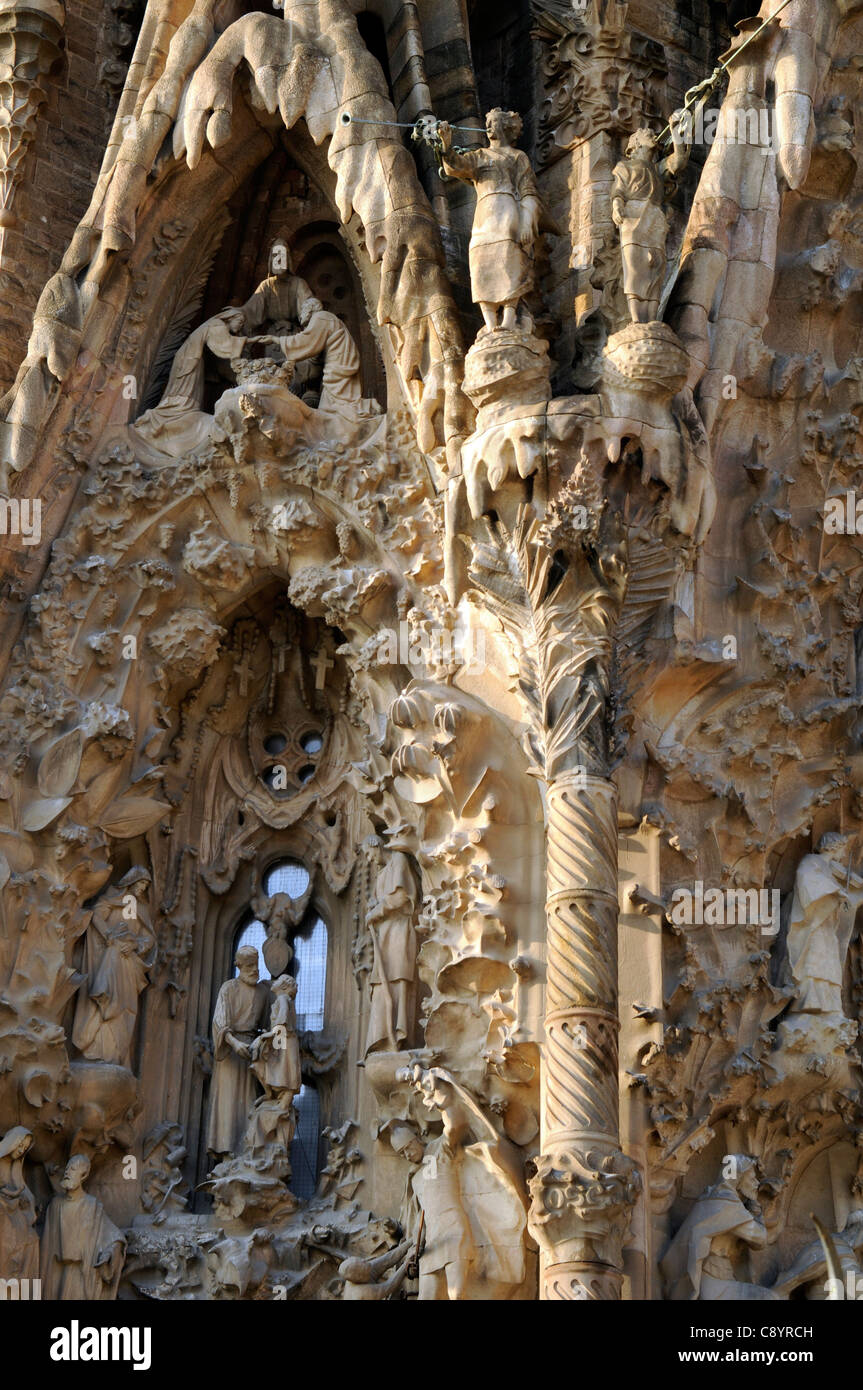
611,111,689,323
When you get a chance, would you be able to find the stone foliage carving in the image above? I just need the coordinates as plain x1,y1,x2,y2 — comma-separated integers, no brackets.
2,0,863,1311
0,0,65,229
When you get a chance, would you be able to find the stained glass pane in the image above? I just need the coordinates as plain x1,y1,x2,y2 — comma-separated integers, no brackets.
290,1084,321,1199
265,860,311,898
294,916,327,1031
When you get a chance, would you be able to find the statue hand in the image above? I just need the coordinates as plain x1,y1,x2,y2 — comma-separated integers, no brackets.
436,120,453,151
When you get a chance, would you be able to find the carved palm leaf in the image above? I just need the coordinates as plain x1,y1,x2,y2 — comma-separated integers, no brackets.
139,212,230,412
468,506,615,779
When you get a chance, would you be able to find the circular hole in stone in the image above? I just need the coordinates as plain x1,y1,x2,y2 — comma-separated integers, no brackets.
301,731,323,755
264,733,287,755
297,764,316,784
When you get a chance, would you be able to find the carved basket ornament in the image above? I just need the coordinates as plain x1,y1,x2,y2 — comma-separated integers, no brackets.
230,355,296,390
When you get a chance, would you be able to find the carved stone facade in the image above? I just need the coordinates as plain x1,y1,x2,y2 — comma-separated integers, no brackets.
0,0,862,1310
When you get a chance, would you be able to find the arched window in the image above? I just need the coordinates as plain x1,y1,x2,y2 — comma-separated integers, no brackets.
232,857,328,1196
292,915,327,1031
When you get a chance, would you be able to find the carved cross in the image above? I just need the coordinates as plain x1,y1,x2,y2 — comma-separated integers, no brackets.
234,653,255,696
270,629,290,675
310,647,334,691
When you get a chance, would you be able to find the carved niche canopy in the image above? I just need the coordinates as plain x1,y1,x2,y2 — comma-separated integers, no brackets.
531,0,667,167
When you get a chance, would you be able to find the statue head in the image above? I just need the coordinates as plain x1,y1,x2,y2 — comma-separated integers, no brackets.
235,945,260,984
722,1153,760,1203
271,973,298,998
625,127,659,160
62,1153,91,1192
298,296,323,327
817,830,856,864
486,108,522,147
389,1122,424,1166
0,1125,33,1162
119,865,151,900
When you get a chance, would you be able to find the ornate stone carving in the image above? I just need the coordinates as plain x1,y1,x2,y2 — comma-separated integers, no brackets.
531,1,667,168
0,0,65,229
2,0,863,1315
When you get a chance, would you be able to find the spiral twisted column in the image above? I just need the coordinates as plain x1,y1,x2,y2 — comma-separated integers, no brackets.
528,772,641,1300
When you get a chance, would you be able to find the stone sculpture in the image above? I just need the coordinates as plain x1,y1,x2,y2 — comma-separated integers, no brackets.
258,297,365,419
130,311,248,458
206,946,270,1158
611,111,690,323
399,1064,529,1300
660,1156,779,1301
251,973,302,1101
365,846,419,1056
438,108,544,334
0,1126,39,1285
778,832,863,1055
72,867,156,1070
337,1237,414,1301
40,1154,126,1300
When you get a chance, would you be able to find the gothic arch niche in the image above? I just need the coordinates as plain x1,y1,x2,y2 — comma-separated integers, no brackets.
129,578,385,1207
141,123,389,425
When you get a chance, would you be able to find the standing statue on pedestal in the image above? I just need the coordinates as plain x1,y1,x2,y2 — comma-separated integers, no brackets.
611,111,690,323
778,832,863,1056
251,972,301,1101
437,109,543,334
364,846,419,1056
206,945,270,1158
0,1126,38,1287
72,866,156,1070
41,1154,126,1300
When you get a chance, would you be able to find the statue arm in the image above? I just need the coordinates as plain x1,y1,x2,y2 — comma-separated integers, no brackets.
519,194,541,249
660,110,691,181
440,145,481,183
734,1212,769,1250
277,318,330,363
